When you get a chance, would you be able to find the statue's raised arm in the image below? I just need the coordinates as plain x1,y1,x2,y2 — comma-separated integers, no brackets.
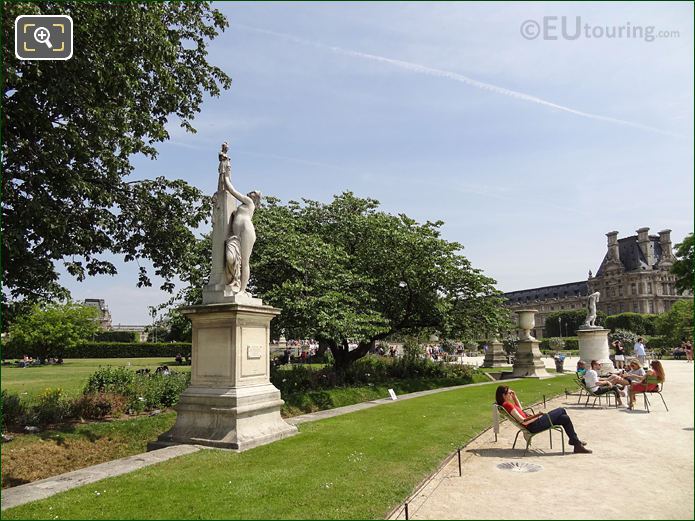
222,166,261,296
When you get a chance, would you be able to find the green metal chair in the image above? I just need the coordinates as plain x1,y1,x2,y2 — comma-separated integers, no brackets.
634,375,669,413
495,404,565,456
577,378,618,408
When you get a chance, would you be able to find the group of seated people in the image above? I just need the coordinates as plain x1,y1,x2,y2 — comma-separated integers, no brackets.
495,356,667,456
135,365,171,376
15,355,64,367
577,358,665,410
174,353,191,365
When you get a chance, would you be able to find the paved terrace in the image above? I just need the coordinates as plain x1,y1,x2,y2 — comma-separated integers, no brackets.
391,360,694,520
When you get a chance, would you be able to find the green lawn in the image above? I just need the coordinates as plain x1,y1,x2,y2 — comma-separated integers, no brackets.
1,358,190,400
4,375,575,520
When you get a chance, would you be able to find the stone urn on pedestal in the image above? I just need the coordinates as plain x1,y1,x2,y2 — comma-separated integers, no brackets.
503,309,550,379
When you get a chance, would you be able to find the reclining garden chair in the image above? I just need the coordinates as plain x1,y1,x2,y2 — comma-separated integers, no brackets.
633,375,669,413
494,404,565,456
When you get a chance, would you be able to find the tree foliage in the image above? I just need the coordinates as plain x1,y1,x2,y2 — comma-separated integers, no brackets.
656,299,694,347
250,193,512,367
543,309,606,337
671,233,694,294
2,2,231,309
604,312,658,335
6,302,100,358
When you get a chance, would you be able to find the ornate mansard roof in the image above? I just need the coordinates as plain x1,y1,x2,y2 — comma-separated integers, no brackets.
595,235,664,276
502,281,589,305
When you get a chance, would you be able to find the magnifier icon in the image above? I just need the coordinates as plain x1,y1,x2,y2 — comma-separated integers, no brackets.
33,26,53,49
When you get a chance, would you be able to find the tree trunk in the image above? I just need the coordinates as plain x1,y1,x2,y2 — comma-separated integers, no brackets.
330,339,375,370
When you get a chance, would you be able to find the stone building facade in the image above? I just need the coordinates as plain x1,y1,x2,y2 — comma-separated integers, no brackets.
587,228,689,315
503,227,691,339
84,298,112,330
503,281,589,339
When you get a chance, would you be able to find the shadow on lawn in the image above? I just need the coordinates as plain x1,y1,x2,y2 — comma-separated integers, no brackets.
37,424,101,444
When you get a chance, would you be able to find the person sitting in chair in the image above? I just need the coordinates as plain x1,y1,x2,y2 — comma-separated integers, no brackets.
628,360,665,409
495,385,592,454
584,360,624,406
576,360,587,381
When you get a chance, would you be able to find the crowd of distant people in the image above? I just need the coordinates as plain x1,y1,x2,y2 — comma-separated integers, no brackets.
8,354,64,367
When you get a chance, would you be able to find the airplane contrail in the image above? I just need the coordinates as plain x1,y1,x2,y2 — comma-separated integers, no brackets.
236,23,684,139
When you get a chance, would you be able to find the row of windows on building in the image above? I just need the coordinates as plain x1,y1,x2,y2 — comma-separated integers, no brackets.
595,281,676,298
534,299,673,325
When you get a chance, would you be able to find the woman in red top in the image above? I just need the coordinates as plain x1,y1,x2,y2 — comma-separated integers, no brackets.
628,360,665,408
496,385,592,454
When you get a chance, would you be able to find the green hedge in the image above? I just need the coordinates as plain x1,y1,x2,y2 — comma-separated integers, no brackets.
539,337,579,351
605,313,658,335
94,331,139,342
2,341,191,359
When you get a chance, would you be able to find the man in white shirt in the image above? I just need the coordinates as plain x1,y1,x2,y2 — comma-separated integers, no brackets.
633,338,647,367
584,360,623,406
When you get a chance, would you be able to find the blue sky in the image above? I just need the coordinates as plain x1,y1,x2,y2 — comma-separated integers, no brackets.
60,2,694,325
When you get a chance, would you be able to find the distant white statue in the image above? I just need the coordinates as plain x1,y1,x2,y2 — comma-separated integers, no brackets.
218,142,231,191
223,173,261,295
583,291,600,328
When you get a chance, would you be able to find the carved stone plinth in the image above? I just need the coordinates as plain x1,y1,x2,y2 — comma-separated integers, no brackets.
149,302,297,452
577,327,613,373
481,339,508,368
504,339,551,379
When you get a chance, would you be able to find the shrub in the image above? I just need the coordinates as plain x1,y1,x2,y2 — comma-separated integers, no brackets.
71,393,129,419
1,390,26,428
270,355,475,396
2,341,193,360
130,372,190,409
33,388,71,425
84,366,136,394
94,331,138,342
83,366,190,411
605,313,658,335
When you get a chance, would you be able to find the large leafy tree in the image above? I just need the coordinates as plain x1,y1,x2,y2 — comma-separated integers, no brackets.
7,302,100,359
2,3,231,313
671,233,694,294
656,299,693,347
250,193,511,368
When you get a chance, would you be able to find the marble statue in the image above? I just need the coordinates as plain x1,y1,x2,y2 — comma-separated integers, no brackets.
218,142,231,191
583,291,600,328
223,172,261,296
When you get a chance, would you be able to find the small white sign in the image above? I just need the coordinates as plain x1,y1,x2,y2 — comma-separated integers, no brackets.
246,345,263,360
388,388,397,401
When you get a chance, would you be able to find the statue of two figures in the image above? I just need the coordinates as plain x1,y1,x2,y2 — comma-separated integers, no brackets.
582,291,601,328
216,142,260,297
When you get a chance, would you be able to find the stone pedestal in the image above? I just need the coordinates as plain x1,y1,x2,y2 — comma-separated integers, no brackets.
481,339,508,368
149,302,297,452
504,339,551,379
577,327,613,373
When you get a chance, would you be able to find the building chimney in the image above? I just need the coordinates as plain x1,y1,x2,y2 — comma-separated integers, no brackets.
636,227,654,267
606,231,620,262
658,229,674,262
